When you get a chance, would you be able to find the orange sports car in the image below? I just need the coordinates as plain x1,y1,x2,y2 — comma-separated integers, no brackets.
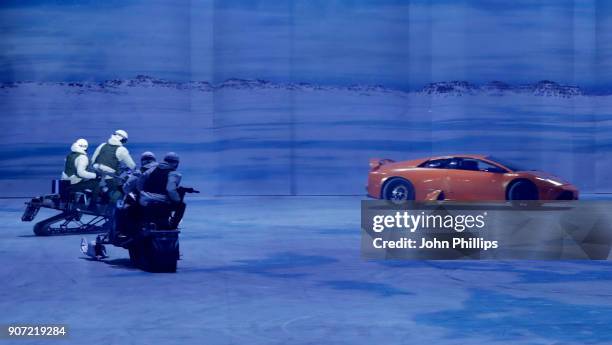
367,154,578,202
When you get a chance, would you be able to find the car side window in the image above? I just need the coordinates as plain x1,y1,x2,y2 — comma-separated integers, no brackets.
476,160,507,173
454,158,506,173
422,159,451,169
447,158,461,169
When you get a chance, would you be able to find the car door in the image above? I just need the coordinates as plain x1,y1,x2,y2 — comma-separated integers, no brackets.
416,158,452,199
445,158,506,201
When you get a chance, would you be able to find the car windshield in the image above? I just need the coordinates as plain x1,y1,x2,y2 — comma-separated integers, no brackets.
485,156,529,172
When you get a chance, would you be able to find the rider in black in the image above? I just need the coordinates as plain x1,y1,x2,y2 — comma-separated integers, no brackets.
138,152,185,229
123,151,158,196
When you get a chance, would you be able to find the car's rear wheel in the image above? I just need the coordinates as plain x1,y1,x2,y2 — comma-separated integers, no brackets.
383,179,415,204
507,180,538,200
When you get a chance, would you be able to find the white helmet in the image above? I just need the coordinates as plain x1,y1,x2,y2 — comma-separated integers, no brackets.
75,138,89,151
114,129,128,143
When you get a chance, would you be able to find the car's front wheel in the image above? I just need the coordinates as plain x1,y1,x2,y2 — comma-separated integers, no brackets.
383,179,415,204
507,180,538,200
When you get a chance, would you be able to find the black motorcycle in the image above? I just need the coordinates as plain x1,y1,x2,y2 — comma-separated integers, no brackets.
81,186,199,273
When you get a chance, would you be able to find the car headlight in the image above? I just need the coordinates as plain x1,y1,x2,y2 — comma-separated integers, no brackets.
535,177,564,186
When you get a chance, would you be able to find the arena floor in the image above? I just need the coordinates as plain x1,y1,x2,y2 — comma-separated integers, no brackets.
1,196,611,345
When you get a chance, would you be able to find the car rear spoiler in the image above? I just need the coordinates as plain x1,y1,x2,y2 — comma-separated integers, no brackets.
369,158,395,171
